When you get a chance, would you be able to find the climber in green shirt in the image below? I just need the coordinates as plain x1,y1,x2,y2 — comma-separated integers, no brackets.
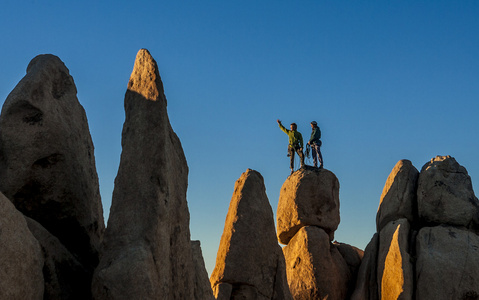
277,119,305,174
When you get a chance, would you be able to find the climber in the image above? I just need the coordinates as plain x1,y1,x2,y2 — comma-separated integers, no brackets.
277,119,305,174
307,121,323,168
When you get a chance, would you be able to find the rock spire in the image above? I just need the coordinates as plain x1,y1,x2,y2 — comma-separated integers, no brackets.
0,54,105,296
210,169,292,299
92,49,211,299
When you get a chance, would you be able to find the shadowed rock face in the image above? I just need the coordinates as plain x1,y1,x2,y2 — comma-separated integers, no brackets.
26,217,90,300
418,155,479,228
0,54,104,273
192,241,215,300
92,49,207,299
376,160,418,232
415,226,479,300
0,192,44,299
210,169,292,300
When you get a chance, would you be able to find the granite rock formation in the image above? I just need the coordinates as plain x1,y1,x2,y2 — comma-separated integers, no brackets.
210,169,292,300
278,168,362,300
352,156,479,300
276,168,340,244
0,54,104,275
92,49,211,299
0,192,44,299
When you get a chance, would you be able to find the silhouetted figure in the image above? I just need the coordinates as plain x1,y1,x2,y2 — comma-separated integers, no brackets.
308,121,323,168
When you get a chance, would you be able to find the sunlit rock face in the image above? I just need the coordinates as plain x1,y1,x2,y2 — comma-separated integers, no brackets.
210,169,292,300
277,168,340,245
0,192,44,299
277,168,362,300
0,54,104,294
92,49,210,299
377,219,413,300
353,156,479,300
376,160,418,232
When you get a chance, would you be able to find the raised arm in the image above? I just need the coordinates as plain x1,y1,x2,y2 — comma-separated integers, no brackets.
277,119,288,134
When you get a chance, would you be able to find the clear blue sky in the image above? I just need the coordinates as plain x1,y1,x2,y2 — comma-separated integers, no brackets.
1,1,478,275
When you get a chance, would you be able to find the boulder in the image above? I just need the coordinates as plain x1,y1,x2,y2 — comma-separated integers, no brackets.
334,242,364,276
191,241,215,300
0,192,44,299
210,169,292,299
377,219,413,300
376,160,418,232
283,226,350,300
25,217,90,299
92,49,196,299
277,168,340,245
334,242,364,298
417,155,479,228
415,226,479,300
0,54,104,272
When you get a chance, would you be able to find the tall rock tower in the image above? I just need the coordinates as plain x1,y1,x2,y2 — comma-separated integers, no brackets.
0,54,105,296
92,49,210,299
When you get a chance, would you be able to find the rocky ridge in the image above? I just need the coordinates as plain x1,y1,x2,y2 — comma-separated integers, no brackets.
1,52,478,300
352,156,479,300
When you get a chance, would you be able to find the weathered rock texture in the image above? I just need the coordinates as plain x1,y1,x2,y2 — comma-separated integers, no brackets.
210,169,292,299
0,192,44,299
277,168,340,245
92,49,211,299
415,226,479,300
0,54,104,275
352,156,479,300
418,156,479,228
283,226,350,300
277,168,361,300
